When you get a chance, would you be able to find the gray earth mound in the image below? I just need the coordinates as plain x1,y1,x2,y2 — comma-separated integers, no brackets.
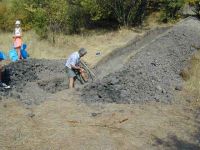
0,59,67,105
81,17,200,104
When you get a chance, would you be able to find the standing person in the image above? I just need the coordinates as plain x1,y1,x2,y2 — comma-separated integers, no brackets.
65,48,88,88
13,20,22,60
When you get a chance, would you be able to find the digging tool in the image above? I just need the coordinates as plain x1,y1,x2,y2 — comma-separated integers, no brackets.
80,60,96,81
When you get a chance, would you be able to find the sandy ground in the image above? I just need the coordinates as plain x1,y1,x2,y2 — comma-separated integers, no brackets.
0,89,199,150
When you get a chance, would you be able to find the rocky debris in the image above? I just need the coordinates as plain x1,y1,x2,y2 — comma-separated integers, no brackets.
94,26,171,79
38,77,67,94
175,85,183,91
27,112,35,118
0,59,67,105
81,17,200,104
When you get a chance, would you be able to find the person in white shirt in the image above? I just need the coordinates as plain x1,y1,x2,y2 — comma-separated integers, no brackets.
13,20,22,60
65,48,88,88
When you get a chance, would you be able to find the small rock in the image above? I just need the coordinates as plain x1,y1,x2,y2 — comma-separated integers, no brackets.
175,85,183,91
3,103,7,108
162,89,167,94
27,112,35,118
154,95,160,102
91,112,101,117
24,100,32,106
156,85,162,91
119,110,125,113
91,113,98,117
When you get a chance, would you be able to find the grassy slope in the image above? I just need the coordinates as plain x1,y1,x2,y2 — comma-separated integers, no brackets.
0,29,143,66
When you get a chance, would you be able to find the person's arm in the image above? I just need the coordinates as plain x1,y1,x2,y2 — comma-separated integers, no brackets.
19,28,22,37
71,64,81,70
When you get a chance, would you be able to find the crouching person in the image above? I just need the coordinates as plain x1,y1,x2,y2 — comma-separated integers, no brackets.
65,48,88,88
0,59,10,89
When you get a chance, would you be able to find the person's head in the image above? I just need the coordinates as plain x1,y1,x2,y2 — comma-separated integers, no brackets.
78,48,87,57
15,20,21,27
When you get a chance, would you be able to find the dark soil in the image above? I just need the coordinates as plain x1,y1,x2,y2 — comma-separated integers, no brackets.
0,59,67,105
81,17,200,104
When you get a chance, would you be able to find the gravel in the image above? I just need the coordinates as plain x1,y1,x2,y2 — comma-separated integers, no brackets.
81,17,200,104
0,59,67,105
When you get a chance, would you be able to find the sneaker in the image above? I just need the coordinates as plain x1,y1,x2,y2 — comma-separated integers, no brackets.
1,83,11,89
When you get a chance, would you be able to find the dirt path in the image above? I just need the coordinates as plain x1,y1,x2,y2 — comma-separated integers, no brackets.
0,89,199,150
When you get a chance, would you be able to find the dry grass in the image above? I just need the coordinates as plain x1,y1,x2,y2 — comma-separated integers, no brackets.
184,49,200,100
0,29,142,66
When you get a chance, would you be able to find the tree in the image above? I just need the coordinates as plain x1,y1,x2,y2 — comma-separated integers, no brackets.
99,0,148,26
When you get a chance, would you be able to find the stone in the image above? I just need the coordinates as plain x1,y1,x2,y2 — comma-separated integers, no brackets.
175,85,183,91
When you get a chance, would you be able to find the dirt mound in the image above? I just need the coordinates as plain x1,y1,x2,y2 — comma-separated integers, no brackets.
94,27,171,79
82,17,200,104
0,59,67,105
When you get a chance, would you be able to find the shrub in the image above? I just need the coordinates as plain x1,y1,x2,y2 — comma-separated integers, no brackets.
159,0,185,22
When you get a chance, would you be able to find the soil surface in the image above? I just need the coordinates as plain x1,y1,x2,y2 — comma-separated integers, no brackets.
82,17,200,104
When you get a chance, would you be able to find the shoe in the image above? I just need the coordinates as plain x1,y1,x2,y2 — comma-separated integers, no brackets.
1,82,11,89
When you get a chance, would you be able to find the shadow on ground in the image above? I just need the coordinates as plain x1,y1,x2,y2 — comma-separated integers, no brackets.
153,107,200,150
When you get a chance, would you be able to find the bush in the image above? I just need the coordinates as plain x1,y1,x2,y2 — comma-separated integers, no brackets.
193,0,200,18
66,4,84,34
159,0,185,22
0,2,7,31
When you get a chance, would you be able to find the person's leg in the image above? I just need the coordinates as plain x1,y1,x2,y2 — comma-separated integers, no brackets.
14,37,22,60
17,47,22,60
73,78,76,87
69,77,75,88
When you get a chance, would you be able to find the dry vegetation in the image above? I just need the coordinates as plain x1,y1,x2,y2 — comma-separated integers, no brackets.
0,29,143,66
184,49,200,100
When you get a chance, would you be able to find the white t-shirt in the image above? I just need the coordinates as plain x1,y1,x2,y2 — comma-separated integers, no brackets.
14,27,22,37
65,52,80,69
